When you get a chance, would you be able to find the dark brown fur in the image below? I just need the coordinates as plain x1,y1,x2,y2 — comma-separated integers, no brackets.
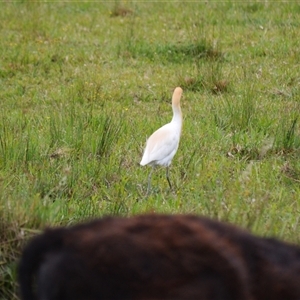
18,214,300,300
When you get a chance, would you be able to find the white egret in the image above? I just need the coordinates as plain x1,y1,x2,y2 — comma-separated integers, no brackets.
140,87,183,193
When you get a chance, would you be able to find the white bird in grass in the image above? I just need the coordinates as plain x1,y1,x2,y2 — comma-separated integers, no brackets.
140,87,183,193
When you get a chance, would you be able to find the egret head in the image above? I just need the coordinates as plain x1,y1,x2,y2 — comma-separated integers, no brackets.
172,87,183,106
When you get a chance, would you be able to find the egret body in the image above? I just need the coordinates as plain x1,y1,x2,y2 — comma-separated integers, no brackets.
140,87,183,193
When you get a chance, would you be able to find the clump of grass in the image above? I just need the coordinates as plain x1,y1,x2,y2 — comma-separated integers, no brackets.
242,3,265,13
274,116,300,154
178,41,227,93
110,0,133,17
212,80,229,94
227,143,260,161
0,115,39,170
121,38,223,65
226,135,275,162
213,85,257,132
0,220,32,300
111,6,133,17
281,161,300,184
93,115,123,161
154,42,222,63
179,76,204,92
179,70,229,94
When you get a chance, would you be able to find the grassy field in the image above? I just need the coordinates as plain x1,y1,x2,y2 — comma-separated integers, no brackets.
1,1,300,298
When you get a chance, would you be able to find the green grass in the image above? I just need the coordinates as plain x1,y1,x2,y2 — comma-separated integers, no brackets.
1,1,300,298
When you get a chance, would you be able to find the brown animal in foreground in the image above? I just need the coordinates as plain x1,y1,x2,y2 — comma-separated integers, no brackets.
18,214,300,300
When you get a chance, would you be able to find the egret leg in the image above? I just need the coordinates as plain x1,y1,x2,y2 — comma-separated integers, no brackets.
147,167,154,194
166,166,172,190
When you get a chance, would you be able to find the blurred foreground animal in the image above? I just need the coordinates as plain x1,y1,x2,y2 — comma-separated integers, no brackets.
18,214,300,300
140,87,183,193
